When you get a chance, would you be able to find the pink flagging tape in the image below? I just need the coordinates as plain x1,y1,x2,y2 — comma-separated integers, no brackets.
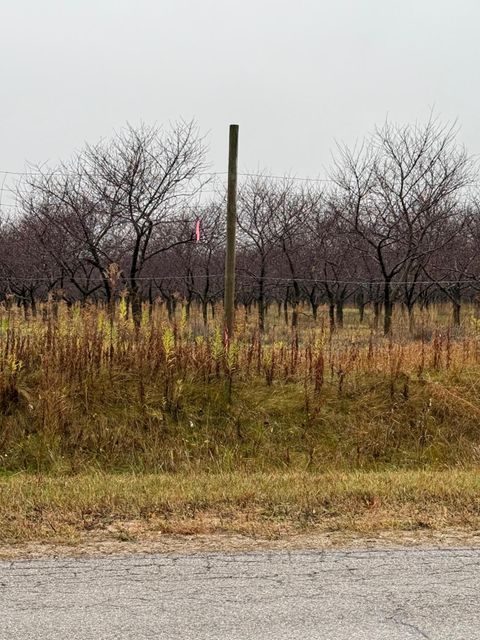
195,219,201,243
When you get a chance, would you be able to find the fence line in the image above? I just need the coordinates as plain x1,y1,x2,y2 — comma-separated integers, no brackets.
0,275,477,285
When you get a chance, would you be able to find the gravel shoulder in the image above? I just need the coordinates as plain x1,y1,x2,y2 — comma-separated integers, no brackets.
2,528,480,561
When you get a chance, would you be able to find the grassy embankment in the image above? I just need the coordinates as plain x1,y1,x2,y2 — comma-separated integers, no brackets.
2,301,480,545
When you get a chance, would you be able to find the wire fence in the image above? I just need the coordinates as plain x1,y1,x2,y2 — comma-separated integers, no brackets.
0,274,476,286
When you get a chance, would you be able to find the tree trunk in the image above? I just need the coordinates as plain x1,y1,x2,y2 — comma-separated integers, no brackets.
329,303,335,332
22,294,29,320
356,291,365,323
452,301,461,326
30,291,37,318
131,292,142,328
258,280,265,333
335,300,344,328
291,303,298,329
290,282,300,329
358,303,365,323
383,282,393,336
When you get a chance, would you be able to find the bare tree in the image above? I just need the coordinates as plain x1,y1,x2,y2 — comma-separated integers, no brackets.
20,121,207,325
424,208,480,326
237,176,284,332
332,117,473,334
83,121,207,325
171,201,225,324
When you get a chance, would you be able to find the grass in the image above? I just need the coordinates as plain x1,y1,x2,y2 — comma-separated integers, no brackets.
2,469,480,546
2,300,480,472
2,300,480,548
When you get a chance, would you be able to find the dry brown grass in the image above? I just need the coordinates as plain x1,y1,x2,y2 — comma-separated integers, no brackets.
2,300,480,471
2,469,480,548
2,301,480,552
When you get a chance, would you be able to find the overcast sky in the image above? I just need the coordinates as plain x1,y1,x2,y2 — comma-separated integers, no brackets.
1,0,479,185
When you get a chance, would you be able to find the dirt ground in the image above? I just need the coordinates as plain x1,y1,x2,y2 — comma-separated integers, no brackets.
3,527,480,561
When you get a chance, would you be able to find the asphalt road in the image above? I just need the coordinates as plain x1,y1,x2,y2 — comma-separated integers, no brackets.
1,548,479,639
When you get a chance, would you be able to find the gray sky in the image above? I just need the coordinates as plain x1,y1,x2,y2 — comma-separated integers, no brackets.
1,0,479,184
